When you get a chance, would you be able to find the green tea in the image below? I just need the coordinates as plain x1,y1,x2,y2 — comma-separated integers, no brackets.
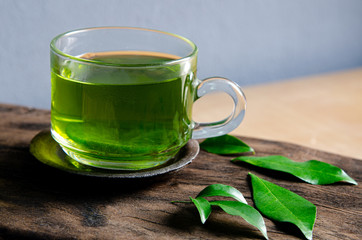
51,51,196,169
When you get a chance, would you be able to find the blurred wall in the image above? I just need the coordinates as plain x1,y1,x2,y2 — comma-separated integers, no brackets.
1,0,362,109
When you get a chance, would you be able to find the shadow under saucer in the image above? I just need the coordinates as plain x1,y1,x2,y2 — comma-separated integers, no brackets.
29,130,199,178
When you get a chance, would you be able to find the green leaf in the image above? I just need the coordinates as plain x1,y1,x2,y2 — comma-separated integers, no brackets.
190,197,211,224
249,173,316,240
200,134,254,155
233,155,357,185
196,184,248,204
210,201,268,240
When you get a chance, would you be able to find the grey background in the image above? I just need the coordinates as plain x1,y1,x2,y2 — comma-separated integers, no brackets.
1,0,362,109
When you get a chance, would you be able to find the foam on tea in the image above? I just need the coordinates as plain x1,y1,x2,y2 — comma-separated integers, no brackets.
80,51,181,64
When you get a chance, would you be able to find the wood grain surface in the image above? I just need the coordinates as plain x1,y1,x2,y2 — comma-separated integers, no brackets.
0,104,361,240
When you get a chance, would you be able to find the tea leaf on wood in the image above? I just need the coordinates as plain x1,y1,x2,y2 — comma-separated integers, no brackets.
210,200,268,240
233,155,357,185
187,184,268,239
196,184,248,204
249,173,316,240
200,135,254,154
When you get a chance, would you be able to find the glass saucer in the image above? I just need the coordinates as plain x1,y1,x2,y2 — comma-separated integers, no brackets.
30,130,199,178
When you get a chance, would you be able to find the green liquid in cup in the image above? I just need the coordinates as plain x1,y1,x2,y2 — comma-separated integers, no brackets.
51,51,196,170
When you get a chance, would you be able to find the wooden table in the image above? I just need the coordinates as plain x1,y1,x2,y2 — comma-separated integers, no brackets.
194,67,362,160
0,108,360,239
0,69,361,239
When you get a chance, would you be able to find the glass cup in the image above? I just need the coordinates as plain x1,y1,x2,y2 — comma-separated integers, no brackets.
50,27,246,170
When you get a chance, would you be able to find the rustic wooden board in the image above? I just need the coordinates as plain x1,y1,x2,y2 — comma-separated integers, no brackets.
0,103,361,240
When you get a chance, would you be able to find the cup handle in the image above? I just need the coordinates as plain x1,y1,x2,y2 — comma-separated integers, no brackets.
192,77,247,139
